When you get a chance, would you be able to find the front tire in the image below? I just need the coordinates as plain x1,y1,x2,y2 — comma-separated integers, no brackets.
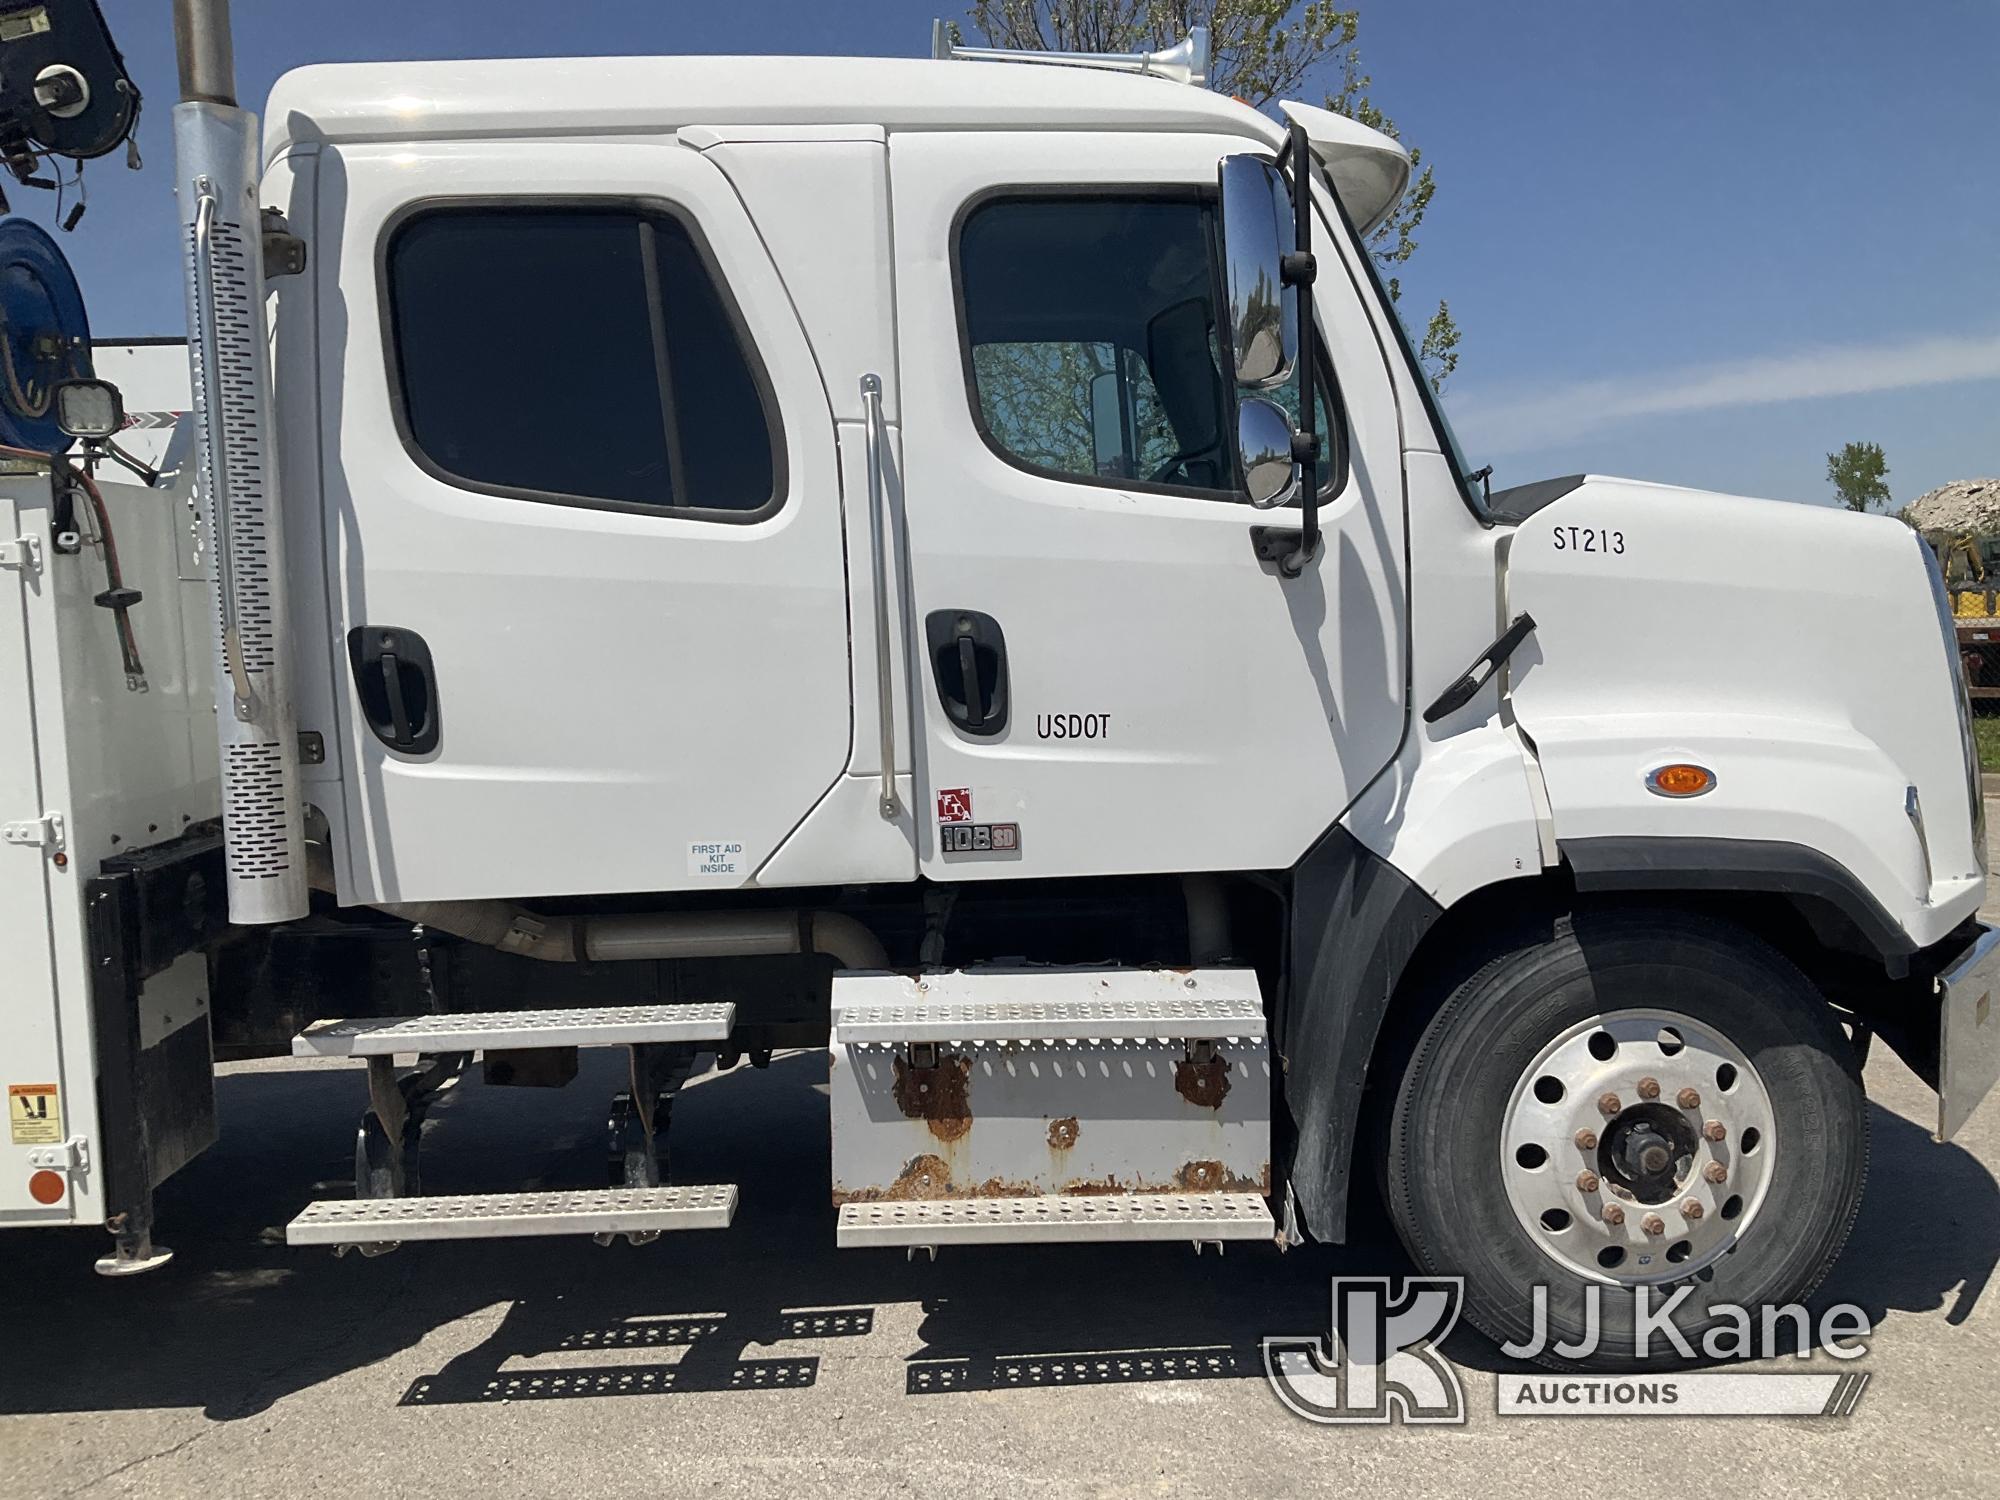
1384,908,1867,1369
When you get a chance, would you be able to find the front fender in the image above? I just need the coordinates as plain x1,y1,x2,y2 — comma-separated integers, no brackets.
1504,479,1984,951
1527,711,1982,952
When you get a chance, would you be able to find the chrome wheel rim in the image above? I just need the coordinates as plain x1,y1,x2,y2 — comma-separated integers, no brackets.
1501,1009,1776,1286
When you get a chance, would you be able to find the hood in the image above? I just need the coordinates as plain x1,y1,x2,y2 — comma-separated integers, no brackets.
1495,472,1985,945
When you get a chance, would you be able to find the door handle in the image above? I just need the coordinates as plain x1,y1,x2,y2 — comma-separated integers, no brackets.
926,610,1009,737
347,626,441,754
956,634,985,725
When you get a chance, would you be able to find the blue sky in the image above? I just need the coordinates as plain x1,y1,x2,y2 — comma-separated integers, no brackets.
60,0,2000,504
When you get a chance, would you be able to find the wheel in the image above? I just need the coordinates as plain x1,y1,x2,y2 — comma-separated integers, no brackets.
1385,907,1868,1369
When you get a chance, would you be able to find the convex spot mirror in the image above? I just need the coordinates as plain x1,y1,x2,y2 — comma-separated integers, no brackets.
1239,397,1299,509
1217,154,1297,390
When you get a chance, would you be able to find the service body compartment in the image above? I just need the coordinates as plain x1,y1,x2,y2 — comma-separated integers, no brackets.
0,468,74,1223
0,458,222,1232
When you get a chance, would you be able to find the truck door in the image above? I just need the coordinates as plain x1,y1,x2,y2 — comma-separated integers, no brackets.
318,141,855,904
890,132,1407,877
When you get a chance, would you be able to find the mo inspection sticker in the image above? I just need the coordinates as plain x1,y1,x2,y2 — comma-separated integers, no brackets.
8,1083,61,1145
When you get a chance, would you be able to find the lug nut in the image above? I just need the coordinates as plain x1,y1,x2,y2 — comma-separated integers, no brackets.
1637,1076,1661,1100
1702,1119,1727,1143
1677,1087,1702,1110
1641,1213,1665,1236
1597,1092,1622,1117
1576,1170,1601,1194
1601,1203,1626,1226
1574,1128,1599,1151
1703,1161,1728,1184
1681,1198,1704,1220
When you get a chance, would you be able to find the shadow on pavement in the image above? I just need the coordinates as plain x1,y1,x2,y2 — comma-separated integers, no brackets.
0,1051,1990,1417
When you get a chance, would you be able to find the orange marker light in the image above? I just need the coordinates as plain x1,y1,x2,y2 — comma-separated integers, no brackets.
27,1170,66,1205
1646,763,1716,798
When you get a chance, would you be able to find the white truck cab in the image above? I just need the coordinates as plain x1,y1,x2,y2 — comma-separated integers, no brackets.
2,10,1994,1369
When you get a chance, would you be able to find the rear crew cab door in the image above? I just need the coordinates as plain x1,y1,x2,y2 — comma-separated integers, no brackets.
319,140,853,903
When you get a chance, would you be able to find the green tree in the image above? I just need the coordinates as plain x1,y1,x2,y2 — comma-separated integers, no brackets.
962,1,1462,388
1826,441,1890,512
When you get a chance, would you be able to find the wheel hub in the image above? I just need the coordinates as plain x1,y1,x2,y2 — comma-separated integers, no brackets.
1600,1103,1696,1204
1500,1010,1777,1286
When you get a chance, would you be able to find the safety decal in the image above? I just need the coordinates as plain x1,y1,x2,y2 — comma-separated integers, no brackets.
8,1083,60,1146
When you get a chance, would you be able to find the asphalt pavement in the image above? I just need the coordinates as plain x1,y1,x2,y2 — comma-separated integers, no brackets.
2,832,1997,1498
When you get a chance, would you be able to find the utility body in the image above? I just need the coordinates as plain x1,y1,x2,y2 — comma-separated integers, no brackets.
1,6,1996,1366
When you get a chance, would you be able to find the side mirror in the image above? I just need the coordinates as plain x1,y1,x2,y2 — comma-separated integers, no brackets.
1238,397,1299,509
1217,154,1297,389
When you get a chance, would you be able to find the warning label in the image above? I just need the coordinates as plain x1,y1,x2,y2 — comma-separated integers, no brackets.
8,1083,60,1145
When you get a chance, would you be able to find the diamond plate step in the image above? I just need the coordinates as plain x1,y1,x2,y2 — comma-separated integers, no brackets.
293,1002,736,1057
287,1185,738,1245
831,968,1264,1045
836,1193,1274,1247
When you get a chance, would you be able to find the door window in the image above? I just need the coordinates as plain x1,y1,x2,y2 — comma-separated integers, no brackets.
956,193,1342,500
385,205,781,517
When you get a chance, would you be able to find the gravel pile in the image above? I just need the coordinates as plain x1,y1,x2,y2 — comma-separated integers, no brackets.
1906,478,2000,535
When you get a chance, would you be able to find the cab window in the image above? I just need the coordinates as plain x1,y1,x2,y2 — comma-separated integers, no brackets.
386,204,780,517
956,192,1340,500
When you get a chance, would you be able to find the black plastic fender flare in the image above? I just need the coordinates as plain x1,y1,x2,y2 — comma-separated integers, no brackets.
1560,836,1918,961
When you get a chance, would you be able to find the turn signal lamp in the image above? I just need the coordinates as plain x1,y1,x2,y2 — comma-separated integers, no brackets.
1646,763,1716,798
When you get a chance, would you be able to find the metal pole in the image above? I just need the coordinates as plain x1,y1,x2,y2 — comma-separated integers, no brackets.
1283,120,1320,577
173,0,237,106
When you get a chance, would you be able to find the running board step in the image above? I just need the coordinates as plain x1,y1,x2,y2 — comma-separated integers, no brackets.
837,1194,1274,1248
293,1002,736,1057
830,968,1264,1044
287,1185,738,1245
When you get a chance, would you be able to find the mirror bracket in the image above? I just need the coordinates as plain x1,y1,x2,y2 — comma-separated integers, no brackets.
1250,525,1297,565
1250,524,1319,577
1280,250,1317,287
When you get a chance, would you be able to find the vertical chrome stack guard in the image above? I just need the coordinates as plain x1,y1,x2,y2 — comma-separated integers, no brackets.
172,97,306,925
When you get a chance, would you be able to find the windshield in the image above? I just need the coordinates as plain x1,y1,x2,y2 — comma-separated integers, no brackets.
1306,173,1489,522
1412,340,1479,487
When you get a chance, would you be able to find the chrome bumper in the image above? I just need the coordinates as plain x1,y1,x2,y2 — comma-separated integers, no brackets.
1938,923,2000,1141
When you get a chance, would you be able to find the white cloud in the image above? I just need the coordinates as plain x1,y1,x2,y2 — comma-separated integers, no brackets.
1445,330,2000,458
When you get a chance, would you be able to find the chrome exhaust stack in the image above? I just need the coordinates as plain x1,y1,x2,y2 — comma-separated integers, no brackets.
172,0,305,924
